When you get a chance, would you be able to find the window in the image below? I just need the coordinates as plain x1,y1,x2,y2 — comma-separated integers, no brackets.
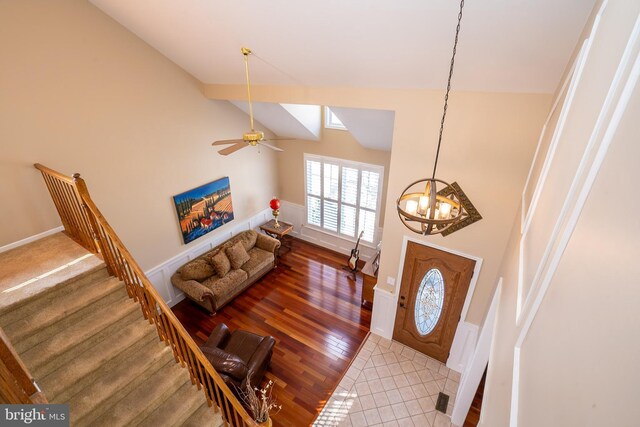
324,107,347,130
305,154,383,243
415,268,445,335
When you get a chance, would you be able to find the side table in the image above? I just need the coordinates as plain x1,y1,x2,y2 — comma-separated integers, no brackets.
259,219,293,259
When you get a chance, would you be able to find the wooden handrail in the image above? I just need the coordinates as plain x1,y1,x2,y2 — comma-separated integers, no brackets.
34,163,99,255
34,165,257,426
0,327,46,404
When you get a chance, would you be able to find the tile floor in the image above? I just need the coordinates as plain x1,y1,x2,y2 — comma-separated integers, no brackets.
314,333,461,427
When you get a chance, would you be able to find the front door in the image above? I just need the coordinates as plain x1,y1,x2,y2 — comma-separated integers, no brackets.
393,241,476,362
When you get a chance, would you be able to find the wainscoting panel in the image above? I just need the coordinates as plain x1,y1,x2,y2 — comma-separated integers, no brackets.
509,3,640,425
447,321,480,373
145,208,272,307
370,286,397,339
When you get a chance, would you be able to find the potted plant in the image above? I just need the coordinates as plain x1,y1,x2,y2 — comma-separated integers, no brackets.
241,379,281,426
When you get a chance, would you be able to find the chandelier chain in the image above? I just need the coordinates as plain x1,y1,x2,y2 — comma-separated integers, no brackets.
432,0,465,179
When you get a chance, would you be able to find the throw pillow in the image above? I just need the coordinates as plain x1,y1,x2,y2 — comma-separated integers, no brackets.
209,250,231,278
237,230,258,251
181,258,215,281
225,241,250,269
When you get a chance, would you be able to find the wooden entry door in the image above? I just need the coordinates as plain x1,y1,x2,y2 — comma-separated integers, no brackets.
393,241,475,362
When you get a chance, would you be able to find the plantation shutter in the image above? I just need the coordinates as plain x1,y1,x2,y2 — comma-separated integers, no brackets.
304,155,382,243
306,159,322,226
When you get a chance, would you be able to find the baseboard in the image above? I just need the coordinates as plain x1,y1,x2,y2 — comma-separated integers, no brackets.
144,208,272,307
0,226,65,254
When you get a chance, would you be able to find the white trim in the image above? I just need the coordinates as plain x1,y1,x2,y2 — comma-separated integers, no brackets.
0,226,65,254
512,43,640,427
516,1,607,321
446,321,479,373
510,7,640,426
451,279,502,426
378,235,483,370
518,9,640,326
324,106,347,130
517,42,589,318
370,285,396,339
144,208,272,306
520,36,593,237
520,56,579,231
517,41,589,320
303,153,385,244
395,235,483,322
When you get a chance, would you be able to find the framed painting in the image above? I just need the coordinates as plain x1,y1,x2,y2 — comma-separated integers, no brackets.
173,177,234,244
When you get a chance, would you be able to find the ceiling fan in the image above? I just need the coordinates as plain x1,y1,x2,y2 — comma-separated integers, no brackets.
212,47,286,156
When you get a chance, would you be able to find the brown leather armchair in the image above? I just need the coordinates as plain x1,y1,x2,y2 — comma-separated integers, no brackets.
200,323,275,392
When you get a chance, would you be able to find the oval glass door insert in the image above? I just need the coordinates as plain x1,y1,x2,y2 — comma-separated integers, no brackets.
415,268,445,335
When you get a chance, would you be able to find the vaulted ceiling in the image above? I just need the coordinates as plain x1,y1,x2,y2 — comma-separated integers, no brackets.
90,0,595,94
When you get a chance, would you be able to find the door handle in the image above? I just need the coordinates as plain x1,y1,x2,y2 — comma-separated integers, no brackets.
399,295,406,308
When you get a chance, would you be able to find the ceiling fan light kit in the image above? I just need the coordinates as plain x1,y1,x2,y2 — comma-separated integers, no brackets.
396,0,481,236
211,47,284,155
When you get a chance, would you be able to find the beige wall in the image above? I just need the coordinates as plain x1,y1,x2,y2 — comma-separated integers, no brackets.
205,85,551,325
276,121,391,227
481,1,640,425
0,0,278,270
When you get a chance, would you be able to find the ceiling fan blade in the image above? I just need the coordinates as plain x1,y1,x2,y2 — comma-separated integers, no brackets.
267,137,295,141
212,139,244,146
218,141,249,155
259,142,284,152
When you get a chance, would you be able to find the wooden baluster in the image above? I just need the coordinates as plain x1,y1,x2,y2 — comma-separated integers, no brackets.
58,182,86,246
71,175,100,253
52,179,80,241
65,185,93,250
33,164,258,427
169,322,185,366
42,174,73,236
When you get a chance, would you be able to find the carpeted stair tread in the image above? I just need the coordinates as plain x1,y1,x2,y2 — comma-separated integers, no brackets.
0,264,109,326
137,379,208,427
89,359,191,427
3,275,125,346
23,293,140,379
70,339,175,426
41,313,157,402
181,401,224,427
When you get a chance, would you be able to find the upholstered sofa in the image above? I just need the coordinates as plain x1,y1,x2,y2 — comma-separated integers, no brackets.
171,230,279,314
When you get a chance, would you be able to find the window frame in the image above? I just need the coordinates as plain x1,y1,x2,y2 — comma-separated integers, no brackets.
304,153,384,245
324,106,348,130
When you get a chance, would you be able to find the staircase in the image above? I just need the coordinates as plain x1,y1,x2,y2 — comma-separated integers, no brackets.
0,261,223,426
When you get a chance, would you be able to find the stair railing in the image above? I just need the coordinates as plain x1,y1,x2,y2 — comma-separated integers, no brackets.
34,164,99,254
34,164,257,427
0,327,47,404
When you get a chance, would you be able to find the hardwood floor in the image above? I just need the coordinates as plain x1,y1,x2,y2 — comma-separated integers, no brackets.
172,237,372,427
463,368,486,427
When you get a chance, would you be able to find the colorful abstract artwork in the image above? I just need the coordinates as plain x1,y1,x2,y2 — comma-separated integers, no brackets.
173,177,234,244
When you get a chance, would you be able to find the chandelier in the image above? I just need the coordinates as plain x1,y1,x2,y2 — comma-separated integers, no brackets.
396,0,481,236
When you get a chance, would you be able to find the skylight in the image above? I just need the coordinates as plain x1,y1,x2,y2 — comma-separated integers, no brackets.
324,107,347,130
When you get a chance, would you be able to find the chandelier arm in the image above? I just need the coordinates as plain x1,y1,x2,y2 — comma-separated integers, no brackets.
432,0,465,179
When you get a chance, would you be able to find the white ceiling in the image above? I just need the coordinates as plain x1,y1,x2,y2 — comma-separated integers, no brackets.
90,0,595,93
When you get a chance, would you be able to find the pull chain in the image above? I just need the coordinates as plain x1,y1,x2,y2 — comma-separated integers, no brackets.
432,0,465,179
